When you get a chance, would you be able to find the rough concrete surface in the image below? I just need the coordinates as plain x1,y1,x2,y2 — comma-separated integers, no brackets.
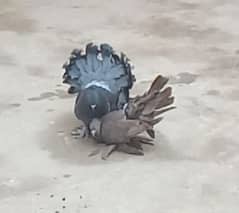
0,0,239,212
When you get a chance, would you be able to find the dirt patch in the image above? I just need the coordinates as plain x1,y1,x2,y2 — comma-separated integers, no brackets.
0,0,35,33
0,51,16,66
0,176,52,200
169,72,198,84
28,90,73,101
0,102,21,114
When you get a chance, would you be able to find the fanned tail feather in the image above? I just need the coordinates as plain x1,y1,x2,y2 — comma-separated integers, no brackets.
126,74,175,138
62,43,135,108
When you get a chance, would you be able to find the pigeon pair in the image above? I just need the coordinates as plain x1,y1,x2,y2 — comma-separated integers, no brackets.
89,75,175,157
63,43,175,157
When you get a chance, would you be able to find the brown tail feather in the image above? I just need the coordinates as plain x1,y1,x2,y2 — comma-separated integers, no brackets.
133,135,153,142
136,90,158,106
139,140,154,146
146,129,155,138
133,135,154,145
127,141,143,150
149,117,163,126
155,97,175,109
148,75,169,94
126,75,175,138
142,87,172,115
157,87,172,101
152,106,176,117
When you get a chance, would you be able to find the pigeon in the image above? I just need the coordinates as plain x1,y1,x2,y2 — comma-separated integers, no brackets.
89,75,175,158
62,43,135,135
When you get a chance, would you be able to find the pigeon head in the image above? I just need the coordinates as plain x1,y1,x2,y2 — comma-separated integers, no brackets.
74,86,115,125
89,118,101,137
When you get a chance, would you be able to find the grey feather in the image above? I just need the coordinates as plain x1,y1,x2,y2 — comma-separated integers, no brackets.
62,43,136,127
62,43,135,107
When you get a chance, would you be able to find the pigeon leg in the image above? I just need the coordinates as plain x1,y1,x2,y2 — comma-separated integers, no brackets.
71,124,89,138
101,145,118,160
88,148,101,157
117,144,144,155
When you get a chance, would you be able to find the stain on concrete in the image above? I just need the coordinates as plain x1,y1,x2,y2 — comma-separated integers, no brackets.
0,155,4,166
148,0,201,10
184,97,218,117
141,16,232,42
55,89,73,99
9,103,21,107
201,136,239,162
200,54,239,77
227,89,239,101
28,90,72,101
26,65,47,78
134,72,198,93
177,2,200,10
143,131,195,162
38,112,107,165
169,72,198,84
0,0,35,33
47,109,55,112
0,176,52,199
63,174,72,178
208,47,227,54
0,102,21,114
72,5,81,9
0,51,16,66
207,89,221,96
28,92,57,101
46,26,54,30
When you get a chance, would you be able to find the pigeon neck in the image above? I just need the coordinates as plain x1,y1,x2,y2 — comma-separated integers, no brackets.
98,120,103,141
85,80,111,92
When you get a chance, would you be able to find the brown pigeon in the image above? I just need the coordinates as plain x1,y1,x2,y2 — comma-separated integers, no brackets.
89,75,175,158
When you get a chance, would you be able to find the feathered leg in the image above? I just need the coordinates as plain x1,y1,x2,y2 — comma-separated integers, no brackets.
101,145,118,160
117,144,144,156
71,121,89,138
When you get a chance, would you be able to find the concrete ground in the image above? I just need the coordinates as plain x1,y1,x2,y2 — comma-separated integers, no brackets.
1,0,239,212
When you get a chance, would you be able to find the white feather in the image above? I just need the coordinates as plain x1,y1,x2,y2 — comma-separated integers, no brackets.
85,80,111,92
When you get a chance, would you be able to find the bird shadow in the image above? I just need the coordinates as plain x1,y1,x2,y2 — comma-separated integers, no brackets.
38,112,108,166
38,112,188,165
142,132,194,162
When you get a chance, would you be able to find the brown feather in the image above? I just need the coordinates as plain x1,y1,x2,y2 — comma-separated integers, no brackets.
152,106,176,117
148,75,169,94
89,74,175,157
127,121,150,137
127,141,143,150
133,135,154,145
155,97,175,109
146,129,155,138
117,144,144,155
149,117,163,126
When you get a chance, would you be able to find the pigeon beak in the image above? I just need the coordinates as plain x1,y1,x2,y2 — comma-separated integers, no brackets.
91,129,97,137
90,104,96,109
